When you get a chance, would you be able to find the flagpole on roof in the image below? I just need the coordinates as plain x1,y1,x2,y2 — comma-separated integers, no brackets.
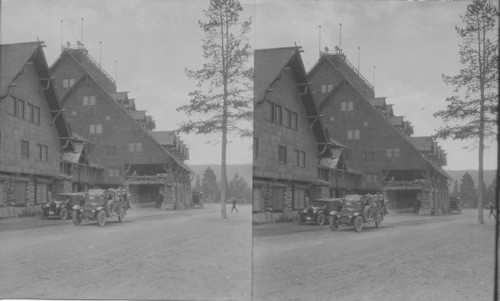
319,25,321,58
81,18,84,44
60,20,63,51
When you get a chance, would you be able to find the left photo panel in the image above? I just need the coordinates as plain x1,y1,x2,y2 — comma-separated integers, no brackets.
0,0,254,300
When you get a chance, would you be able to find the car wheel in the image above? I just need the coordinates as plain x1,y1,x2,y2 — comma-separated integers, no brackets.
298,214,306,225
329,216,339,231
73,211,82,225
59,208,68,220
375,213,383,228
118,207,126,223
354,215,363,232
97,210,106,227
317,213,326,226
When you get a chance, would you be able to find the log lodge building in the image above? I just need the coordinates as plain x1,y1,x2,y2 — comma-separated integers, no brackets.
253,46,452,220
0,41,192,217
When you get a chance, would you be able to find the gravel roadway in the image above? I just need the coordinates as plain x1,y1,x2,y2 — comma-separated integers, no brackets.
253,209,497,301
0,203,251,300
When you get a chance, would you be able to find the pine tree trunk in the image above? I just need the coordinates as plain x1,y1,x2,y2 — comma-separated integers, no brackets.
219,8,228,219
476,11,485,224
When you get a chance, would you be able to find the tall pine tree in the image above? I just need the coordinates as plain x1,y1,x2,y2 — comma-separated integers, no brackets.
177,0,252,218
433,0,498,224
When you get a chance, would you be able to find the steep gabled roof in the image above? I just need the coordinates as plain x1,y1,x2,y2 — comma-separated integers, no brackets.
0,41,74,152
59,70,192,174
255,46,331,157
51,46,116,94
309,53,375,100
309,51,450,179
369,97,387,107
254,47,299,103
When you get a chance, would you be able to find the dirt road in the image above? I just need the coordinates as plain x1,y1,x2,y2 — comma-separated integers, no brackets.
253,209,497,301
0,204,251,300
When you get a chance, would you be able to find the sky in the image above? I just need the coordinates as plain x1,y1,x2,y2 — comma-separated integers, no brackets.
1,0,498,170
0,0,255,165
253,0,497,171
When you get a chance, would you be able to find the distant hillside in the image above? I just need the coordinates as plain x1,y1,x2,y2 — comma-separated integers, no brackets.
445,169,497,190
188,164,252,186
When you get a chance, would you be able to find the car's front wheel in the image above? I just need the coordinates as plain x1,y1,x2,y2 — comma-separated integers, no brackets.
317,213,326,226
375,212,383,228
73,211,82,225
354,215,364,232
97,210,106,227
329,216,338,231
59,208,68,220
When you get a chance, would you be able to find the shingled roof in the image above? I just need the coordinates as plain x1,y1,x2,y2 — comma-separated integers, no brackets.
255,47,331,157
0,41,74,152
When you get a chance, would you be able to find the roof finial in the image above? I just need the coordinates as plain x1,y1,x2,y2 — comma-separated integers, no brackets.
339,23,342,50
319,25,322,58
81,18,84,44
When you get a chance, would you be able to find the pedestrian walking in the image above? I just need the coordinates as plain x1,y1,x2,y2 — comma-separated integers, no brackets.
488,203,496,219
231,197,239,213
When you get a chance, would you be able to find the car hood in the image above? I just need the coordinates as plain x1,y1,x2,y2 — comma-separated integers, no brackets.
340,208,357,216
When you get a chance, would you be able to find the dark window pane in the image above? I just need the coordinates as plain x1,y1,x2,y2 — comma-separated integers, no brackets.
278,145,286,164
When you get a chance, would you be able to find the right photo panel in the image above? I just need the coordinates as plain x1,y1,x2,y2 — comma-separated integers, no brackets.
252,1,499,301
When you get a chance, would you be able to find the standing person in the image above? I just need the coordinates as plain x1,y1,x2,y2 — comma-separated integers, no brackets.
157,191,164,209
488,203,496,219
231,197,238,213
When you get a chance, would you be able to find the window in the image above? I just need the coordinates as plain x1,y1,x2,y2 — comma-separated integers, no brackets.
17,99,24,119
354,129,360,139
321,84,327,93
393,148,400,158
293,188,307,210
387,148,400,158
96,124,102,134
341,101,354,111
347,101,354,111
364,121,368,127
89,96,96,105
135,142,142,152
274,104,282,125
294,150,300,166
37,144,43,160
347,130,353,140
89,124,96,134
106,116,110,121
278,145,287,164
63,79,69,88
69,79,75,87
299,151,305,167
21,140,29,158
83,96,89,106
321,84,333,94
366,173,378,183
291,112,298,130
108,168,120,177
9,97,16,115
72,111,77,116
327,84,333,93
33,107,40,124
35,183,48,204
14,181,27,205
271,187,284,211
26,104,33,122
348,130,360,140
267,101,274,122
283,109,291,128
253,137,259,159
43,145,48,161
341,101,347,111
129,143,135,152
